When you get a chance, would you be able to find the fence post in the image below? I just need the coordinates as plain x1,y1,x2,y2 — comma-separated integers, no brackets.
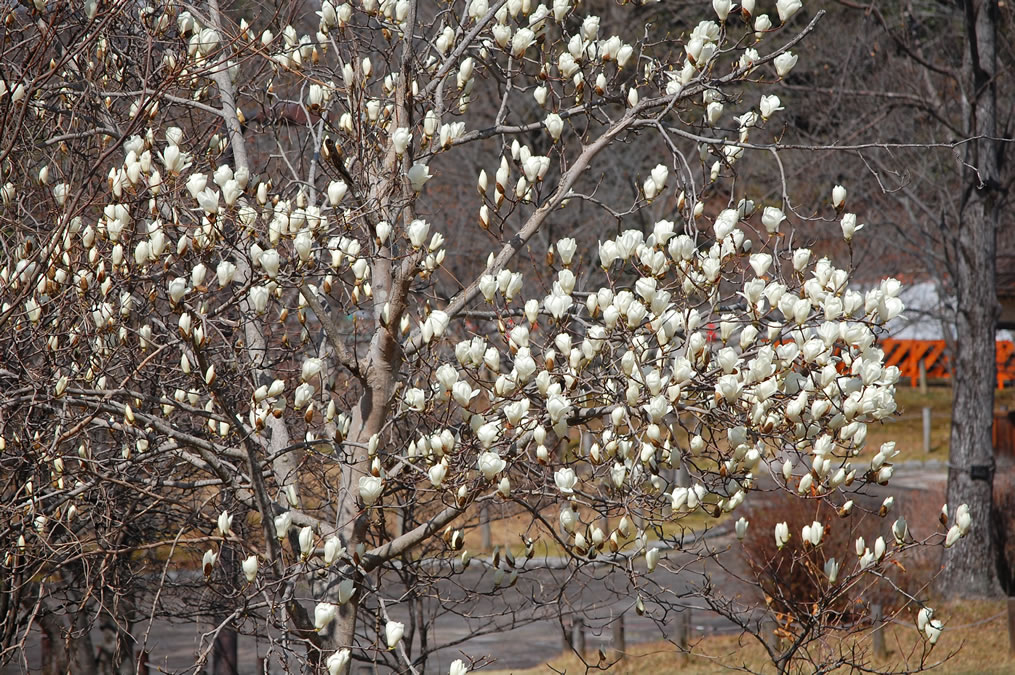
918,360,927,394
41,630,51,675
923,407,932,454
571,617,586,656
213,624,238,675
612,613,626,658
872,604,887,659
676,608,690,663
1008,597,1015,655
480,503,491,551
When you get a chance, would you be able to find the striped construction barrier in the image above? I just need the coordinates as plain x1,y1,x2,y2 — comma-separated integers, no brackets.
881,339,1015,389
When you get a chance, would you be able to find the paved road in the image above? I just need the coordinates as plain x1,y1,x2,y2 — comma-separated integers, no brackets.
6,551,738,674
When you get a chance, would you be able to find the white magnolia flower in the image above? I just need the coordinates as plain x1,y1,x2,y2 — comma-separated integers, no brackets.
217,510,233,536
918,607,933,632
774,521,790,549
249,285,269,313
712,0,734,21
407,163,432,191
761,206,785,233
385,620,405,649
314,602,338,632
646,547,660,572
841,213,863,241
511,28,536,56
404,387,425,411
554,467,578,494
242,555,258,582
327,649,351,675
302,358,324,382
452,381,478,407
327,180,348,206
759,94,783,119
391,127,411,155
324,536,345,564
274,512,292,539
428,461,448,487
802,520,823,546
944,524,962,548
477,450,506,479
556,237,577,265
956,503,971,535
735,517,749,540
407,219,430,248
260,249,280,278
359,475,383,505
202,549,217,575
776,0,802,23
832,184,847,208
168,277,187,304
774,51,798,77
216,260,237,286
186,172,208,199
299,525,315,557
544,113,564,141
824,557,839,583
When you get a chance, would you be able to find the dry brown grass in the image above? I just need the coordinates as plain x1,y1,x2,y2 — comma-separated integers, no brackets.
481,600,1013,674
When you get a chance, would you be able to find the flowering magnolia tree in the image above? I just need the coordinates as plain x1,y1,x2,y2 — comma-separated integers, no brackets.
0,0,973,672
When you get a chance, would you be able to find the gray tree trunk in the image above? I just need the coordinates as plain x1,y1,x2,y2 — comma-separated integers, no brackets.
939,0,1004,599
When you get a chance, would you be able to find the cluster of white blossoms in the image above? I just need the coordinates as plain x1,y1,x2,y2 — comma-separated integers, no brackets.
399,207,909,518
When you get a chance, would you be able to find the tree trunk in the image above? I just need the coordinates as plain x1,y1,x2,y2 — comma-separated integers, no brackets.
938,0,1003,599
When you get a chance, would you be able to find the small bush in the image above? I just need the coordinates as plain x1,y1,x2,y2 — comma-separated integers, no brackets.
992,460,1015,594
740,490,938,626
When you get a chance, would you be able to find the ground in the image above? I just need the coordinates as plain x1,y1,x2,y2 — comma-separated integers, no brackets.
483,599,1013,674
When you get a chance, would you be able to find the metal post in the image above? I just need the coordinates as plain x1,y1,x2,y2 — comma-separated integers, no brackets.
918,360,927,394
213,626,238,675
1008,597,1015,655
676,608,690,664
612,613,626,658
41,630,52,675
923,407,932,454
480,503,491,551
571,617,586,656
872,604,887,659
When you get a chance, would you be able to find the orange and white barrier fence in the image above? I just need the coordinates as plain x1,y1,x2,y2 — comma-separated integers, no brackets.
881,339,1015,389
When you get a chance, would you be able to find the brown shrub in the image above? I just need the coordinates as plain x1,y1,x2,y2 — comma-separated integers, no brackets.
992,460,1015,594
740,489,940,626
